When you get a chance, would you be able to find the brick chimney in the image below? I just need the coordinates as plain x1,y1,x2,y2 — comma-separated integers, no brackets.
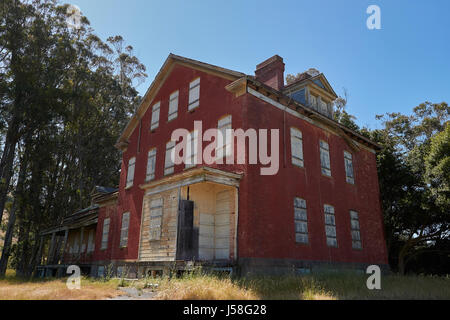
255,55,285,91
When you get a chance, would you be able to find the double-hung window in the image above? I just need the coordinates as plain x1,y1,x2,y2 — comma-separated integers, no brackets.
126,157,136,188
216,115,232,159
294,198,309,244
101,218,110,250
120,212,130,248
146,148,157,181
185,130,199,168
291,128,304,167
324,205,337,247
168,91,179,121
350,211,362,249
320,141,331,176
151,102,160,130
344,151,355,184
149,198,163,241
188,78,200,111
164,141,176,175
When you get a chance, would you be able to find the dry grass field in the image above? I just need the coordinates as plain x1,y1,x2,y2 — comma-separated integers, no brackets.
1,269,449,300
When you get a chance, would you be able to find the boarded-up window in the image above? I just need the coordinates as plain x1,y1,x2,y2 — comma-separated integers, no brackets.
146,148,157,181
151,102,160,130
164,141,175,175
188,78,200,111
294,198,308,244
350,210,362,249
149,198,163,241
168,91,179,121
324,205,337,247
291,128,304,168
185,130,198,169
120,212,130,247
320,141,331,176
309,94,317,108
126,157,136,188
344,151,355,184
216,115,232,159
101,218,110,250
87,229,95,253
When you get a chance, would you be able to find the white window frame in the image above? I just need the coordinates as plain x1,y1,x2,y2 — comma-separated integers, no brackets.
185,130,199,169
324,205,337,247
126,157,136,188
320,140,331,176
150,102,160,131
168,91,179,121
350,210,362,250
291,127,304,168
146,148,157,181
120,212,130,248
188,78,200,111
294,197,308,244
101,218,110,250
164,141,176,175
344,151,355,184
149,198,163,241
216,115,232,159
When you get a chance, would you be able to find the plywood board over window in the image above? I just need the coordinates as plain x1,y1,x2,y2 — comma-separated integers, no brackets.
139,189,179,262
164,141,176,175
120,212,130,247
216,115,232,159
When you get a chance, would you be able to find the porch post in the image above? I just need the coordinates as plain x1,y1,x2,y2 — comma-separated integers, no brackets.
48,232,56,265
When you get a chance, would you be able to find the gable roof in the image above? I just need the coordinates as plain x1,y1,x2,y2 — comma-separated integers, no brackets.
116,54,380,152
283,73,338,99
115,54,245,150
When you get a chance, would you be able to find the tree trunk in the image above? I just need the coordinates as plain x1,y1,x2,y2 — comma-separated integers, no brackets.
0,151,27,277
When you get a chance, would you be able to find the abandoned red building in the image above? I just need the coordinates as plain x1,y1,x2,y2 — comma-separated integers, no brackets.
37,54,389,278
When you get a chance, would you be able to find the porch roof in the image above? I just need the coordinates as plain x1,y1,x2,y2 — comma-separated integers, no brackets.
140,166,243,196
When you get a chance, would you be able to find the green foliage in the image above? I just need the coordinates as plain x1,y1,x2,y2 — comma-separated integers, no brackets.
0,0,147,276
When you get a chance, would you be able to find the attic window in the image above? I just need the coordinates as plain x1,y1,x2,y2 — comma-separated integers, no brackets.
188,78,200,111
151,102,160,131
168,91,179,121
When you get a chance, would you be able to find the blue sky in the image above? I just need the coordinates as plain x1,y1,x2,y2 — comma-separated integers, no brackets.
70,0,450,129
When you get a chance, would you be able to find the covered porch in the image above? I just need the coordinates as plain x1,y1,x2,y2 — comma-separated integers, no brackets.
137,167,242,275
35,206,98,278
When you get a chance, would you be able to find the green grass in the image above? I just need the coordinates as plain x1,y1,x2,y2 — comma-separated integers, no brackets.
135,271,450,300
1,269,449,300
